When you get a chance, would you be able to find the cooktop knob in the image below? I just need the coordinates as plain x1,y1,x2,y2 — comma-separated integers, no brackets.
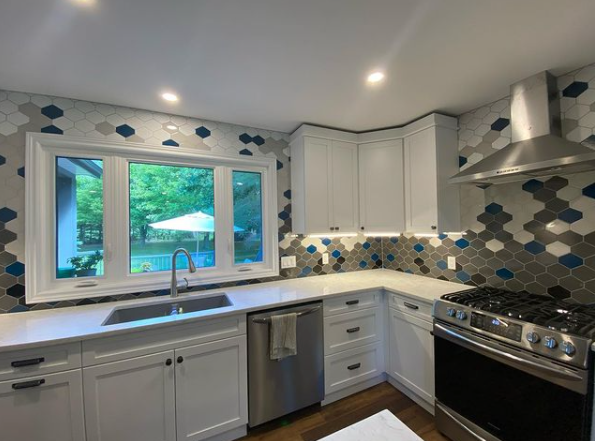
455,310,467,321
544,336,558,350
526,332,540,344
446,308,456,317
562,341,576,357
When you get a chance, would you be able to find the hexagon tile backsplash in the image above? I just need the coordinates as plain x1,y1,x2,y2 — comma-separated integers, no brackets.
0,89,382,313
1,61,595,313
384,62,595,305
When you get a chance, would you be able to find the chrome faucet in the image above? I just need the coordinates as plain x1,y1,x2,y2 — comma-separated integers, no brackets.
170,248,197,298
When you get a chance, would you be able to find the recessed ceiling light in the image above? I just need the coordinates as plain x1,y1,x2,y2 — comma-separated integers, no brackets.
72,0,96,6
367,72,385,84
161,92,179,102
166,124,178,130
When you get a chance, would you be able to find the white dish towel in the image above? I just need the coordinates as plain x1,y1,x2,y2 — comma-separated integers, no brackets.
269,312,298,360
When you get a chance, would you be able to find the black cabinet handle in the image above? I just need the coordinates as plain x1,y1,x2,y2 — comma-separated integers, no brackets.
431,225,437,230
345,300,359,306
347,363,361,371
177,356,184,364
336,227,340,231
430,331,434,336
11,357,45,368
360,226,365,230
346,327,360,334
403,302,419,310
165,359,172,366
12,379,45,390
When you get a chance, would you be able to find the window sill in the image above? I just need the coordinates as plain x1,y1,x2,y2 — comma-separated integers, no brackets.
26,268,280,304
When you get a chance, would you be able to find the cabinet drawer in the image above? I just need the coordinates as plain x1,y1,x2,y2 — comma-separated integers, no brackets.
323,291,382,316
0,343,81,382
324,307,382,355
388,293,432,322
324,342,384,395
83,315,245,366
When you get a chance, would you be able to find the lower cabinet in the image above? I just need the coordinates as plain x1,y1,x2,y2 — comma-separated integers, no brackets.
388,308,434,405
83,350,176,441
175,336,247,441
0,369,86,441
83,336,247,441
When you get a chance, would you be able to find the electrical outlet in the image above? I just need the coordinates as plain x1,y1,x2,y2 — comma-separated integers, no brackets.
447,256,457,270
281,255,297,269
322,253,329,265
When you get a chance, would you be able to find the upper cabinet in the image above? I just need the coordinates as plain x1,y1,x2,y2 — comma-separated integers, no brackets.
290,115,460,236
358,140,405,233
403,125,460,234
290,129,359,235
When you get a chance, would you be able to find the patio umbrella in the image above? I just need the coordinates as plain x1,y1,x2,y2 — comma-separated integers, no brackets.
149,211,243,261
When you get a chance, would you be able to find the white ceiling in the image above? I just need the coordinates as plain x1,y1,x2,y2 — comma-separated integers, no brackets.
1,0,595,133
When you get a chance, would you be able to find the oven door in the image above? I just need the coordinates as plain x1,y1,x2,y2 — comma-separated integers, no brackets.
434,321,592,441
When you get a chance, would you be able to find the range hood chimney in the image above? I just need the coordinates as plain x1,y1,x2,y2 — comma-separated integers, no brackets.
450,71,595,185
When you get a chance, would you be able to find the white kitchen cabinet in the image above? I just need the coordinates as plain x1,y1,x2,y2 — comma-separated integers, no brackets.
358,139,405,233
388,308,434,405
83,335,247,441
403,126,460,234
290,130,359,235
0,369,86,441
83,351,177,441
175,336,247,441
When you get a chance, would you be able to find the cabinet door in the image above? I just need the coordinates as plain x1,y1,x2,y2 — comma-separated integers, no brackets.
83,351,176,441
0,369,85,441
304,137,332,233
330,140,359,232
175,336,247,441
404,128,438,233
358,140,405,233
388,308,434,404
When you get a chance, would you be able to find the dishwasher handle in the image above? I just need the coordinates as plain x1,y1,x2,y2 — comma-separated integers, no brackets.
251,305,321,324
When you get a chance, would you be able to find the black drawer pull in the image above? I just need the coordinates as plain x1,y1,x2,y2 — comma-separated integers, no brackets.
345,300,359,306
403,302,419,310
347,363,361,371
346,327,360,334
11,357,45,368
12,379,45,390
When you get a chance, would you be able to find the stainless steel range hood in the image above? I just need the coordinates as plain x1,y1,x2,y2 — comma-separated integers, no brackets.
450,71,595,185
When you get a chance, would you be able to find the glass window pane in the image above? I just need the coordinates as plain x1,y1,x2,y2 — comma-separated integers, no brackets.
56,157,104,279
233,171,263,264
129,163,215,273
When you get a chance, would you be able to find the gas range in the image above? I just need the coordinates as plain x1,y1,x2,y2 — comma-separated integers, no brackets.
433,286,595,369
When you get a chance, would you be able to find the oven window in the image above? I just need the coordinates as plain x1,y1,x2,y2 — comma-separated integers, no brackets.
435,335,590,441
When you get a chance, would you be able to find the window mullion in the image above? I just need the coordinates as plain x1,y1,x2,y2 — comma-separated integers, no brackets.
214,166,233,274
103,156,127,282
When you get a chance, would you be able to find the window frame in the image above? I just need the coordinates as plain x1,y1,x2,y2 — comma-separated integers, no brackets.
25,133,279,303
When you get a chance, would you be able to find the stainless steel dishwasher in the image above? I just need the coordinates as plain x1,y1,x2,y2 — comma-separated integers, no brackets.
248,301,324,427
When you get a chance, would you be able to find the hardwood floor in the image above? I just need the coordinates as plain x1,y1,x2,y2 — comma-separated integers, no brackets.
240,382,450,441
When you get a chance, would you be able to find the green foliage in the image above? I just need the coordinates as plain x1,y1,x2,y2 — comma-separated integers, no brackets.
232,171,262,233
67,251,103,270
129,163,215,243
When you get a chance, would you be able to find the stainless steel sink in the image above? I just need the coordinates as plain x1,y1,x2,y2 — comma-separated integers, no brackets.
102,293,232,326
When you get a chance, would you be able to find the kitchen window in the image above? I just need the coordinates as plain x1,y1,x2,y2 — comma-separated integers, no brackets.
26,133,279,303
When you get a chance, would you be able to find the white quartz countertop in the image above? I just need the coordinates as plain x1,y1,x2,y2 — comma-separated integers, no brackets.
0,269,468,353
320,410,423,441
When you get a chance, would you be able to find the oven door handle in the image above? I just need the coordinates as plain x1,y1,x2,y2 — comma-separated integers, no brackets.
434,323,584,382
435,403,488,441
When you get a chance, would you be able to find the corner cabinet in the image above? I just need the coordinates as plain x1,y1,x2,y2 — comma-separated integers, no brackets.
290,115,460,236
290,128,359,235
403,125,460,234
358,139,405,233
